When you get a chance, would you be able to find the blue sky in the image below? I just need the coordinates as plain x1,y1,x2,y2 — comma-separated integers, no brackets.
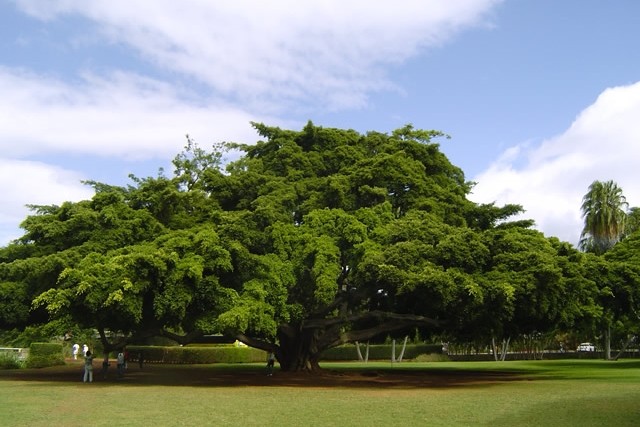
2,0,640,247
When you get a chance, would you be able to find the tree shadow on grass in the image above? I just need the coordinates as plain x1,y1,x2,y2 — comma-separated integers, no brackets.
0,362,536,390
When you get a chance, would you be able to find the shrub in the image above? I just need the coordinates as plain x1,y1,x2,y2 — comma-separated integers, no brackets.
25,342,65,368
126,345,265,364
413,353,451,362
0,353,23,369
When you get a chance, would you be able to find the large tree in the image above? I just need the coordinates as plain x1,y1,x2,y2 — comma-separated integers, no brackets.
1,122,594,371
578,179,629,358
602,229,640,358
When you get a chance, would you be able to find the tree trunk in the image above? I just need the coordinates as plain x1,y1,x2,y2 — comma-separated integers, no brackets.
500,337,510,361
492,336,509,362
613,335,635,361
277,326,322,372
397,336,408,362
269,311,442,372
604,324,611,360
492,336,498,362
354,341,370,363
355,341,364,361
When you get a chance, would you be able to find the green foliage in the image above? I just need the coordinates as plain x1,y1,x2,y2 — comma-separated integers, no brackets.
0,281,29,327
127,345,264,364
412,353,451,362
624,207,640,237
125,344,443,363
6,121,632,371
579,180,628,254
2,318,86,349
0,353,24,369
26,342,65,368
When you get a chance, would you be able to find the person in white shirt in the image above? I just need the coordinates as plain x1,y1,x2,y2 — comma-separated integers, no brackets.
117,351,125,377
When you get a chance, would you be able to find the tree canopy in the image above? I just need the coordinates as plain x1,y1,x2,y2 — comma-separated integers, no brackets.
1,122,636,370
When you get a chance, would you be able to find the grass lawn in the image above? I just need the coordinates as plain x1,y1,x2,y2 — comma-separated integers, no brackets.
1,359,639,426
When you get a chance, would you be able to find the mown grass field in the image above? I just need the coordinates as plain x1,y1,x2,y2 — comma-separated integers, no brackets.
1,359,639,426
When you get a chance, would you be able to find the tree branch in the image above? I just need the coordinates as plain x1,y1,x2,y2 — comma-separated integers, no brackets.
303,310,442,330
318,319,431,349
158,329,204,345
234,333,276,353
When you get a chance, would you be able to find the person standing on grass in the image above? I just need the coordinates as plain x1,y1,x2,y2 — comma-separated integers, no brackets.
83,350,94,383
266,351,276,376
72,343,80,360
117,350,125,377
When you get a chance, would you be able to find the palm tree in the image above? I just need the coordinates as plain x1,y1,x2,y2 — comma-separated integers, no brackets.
579,180,628,360
624,207,640,238
579,180,628,255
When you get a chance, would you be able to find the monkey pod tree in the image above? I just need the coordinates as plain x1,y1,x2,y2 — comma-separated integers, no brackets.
1,122,581,372
197,122,474,371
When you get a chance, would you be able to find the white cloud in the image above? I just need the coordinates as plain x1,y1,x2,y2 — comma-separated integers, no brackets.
0,158,94,244
0,0,504,247
0,67,270,160
13,0,503,110
471,81,640,245
0,66,277,247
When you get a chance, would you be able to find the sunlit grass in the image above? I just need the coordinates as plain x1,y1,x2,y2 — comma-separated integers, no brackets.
1,360,639,426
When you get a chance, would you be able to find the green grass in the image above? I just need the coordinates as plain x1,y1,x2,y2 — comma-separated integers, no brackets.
1,359,640,426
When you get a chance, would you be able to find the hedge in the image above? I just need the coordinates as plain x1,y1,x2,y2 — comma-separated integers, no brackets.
126,345,266,364
121,343,442,364
26,342,65,368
